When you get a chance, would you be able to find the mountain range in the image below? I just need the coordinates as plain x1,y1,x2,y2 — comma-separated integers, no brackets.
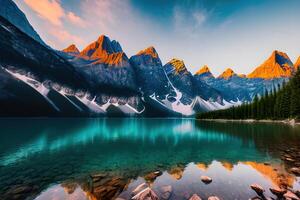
0,0,298,117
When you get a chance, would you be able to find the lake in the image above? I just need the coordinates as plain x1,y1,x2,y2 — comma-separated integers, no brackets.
0,118,299,200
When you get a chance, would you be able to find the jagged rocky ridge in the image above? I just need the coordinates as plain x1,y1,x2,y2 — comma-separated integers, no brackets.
195,50,296,102
0,0,46,46
0,0,297,117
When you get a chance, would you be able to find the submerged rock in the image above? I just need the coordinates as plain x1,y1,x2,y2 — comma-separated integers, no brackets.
208,196,220,200
200,175,212,184
269,187,286,197
160,185,172,200
87,174,128,200
250,184,265,195
284,191,300,200
132,183,148,196
290,167,300,175
189,194,202,200
132,187,159,200
144,171,162,182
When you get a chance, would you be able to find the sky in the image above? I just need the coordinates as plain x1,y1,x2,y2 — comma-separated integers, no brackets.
14,0,300,76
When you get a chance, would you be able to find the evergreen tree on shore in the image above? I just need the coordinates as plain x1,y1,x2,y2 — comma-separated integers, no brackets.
197,69,300,120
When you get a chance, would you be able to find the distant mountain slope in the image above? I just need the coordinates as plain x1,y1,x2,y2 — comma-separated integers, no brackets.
0,0,46,46
196,68,286,102
197,67,300,120
247,50,294,79
218,68,237,79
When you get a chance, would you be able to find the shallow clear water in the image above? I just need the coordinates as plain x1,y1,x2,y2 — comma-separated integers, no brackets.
0,118,299,200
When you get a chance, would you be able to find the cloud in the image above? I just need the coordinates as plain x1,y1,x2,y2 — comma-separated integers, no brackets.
24,0,64,26
173,5,208,36
23,0,86,49
80,0,131,33
66,12,86,28
24,0,86,28
48,28,84,46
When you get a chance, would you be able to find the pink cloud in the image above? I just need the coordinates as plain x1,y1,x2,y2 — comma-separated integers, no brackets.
49,28,84,45
24,0,64,26
66,12,86,28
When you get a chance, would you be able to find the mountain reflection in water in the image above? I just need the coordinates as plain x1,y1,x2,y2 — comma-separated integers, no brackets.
0,119,299,200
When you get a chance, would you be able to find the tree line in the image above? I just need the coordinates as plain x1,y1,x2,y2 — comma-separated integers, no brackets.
197,69,300,120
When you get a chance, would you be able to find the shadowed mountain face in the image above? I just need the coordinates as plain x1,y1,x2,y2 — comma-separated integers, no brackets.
164,59,196,105
129,47,176,99
0,16,87,90
0,0,46,46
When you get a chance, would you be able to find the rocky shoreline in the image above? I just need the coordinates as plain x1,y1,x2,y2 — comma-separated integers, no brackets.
197,118,300,126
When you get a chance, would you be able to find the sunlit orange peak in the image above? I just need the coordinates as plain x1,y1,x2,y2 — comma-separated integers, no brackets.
137,46,158,58
62,44,79,54
168,58,186,73
295,56,300,71
218,68,236,79
247,50,294,79
195,65,211,75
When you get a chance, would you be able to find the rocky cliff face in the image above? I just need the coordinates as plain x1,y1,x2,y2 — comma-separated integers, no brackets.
130,47,175,99
247,50,294,79
66,35,137,92
0,0,46,46
164,59,195,105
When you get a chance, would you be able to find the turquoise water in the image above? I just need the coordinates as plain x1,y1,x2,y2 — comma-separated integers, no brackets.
0,119,299,200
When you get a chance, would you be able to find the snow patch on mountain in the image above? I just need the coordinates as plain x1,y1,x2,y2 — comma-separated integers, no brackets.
4,67,60,111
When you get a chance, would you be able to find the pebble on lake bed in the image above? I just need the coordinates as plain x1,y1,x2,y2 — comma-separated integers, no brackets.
208,196,220,200
269,187,286,197
160,185,172,200
290,167,300,175
132,187,159,200
189,194,202,200
144,171,162,182
250,184,265,195
200,175,212,184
